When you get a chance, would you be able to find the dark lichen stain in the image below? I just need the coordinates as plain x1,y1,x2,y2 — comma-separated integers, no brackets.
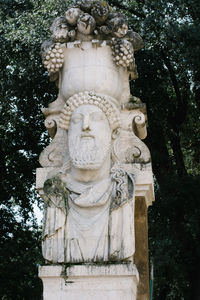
65,280,74,285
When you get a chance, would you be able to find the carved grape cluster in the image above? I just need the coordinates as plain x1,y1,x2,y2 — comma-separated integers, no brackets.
43,43,64,74
41,0,143,81
111,39,134,68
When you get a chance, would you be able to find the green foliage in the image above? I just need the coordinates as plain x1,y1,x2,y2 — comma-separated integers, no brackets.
149,175,200,299
0,0,200,299
0,206,43,300
110,0,200,298
0,0,71,298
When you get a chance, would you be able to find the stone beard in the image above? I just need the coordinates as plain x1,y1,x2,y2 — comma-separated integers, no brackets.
42,103,135,264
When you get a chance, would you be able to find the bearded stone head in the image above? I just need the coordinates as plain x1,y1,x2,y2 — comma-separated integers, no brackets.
59,92,121,172
68,104,112,170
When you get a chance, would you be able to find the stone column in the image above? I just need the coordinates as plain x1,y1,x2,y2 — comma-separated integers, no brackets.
37,2,154,299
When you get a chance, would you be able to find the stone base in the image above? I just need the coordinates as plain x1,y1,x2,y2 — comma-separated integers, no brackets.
39,263,139,300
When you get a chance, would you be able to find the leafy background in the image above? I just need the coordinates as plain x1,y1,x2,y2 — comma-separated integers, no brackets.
0,0,200,299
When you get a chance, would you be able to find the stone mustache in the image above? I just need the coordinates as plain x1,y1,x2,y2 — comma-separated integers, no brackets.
38,0,148,265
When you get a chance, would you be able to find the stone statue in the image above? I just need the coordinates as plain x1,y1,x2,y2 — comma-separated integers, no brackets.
37,1,154,299
42,93,135,263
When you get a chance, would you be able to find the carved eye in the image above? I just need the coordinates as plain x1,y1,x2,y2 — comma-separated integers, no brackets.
71,114,82,124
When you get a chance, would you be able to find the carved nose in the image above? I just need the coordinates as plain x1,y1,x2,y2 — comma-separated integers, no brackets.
82,115,90,131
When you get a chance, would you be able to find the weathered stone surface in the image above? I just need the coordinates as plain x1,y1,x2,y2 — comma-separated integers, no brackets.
60,43,131,103
37,1,154,299
41,102,135,264
40,0,143,81
39,263,139,300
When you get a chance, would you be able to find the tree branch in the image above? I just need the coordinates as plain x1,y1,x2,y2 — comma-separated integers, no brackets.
193,72,200,113
168,129,187,177
160,48,187,126
160,49,181,105
145,126,175,184
108,0,146,19
159,49,188,176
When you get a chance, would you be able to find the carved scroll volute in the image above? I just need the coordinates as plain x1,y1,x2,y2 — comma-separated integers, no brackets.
44,115,58,139
42,93,65,138
39,92,67,168
120,109,147,139
39,128,68,167
132,111,147,140
112,110,151,164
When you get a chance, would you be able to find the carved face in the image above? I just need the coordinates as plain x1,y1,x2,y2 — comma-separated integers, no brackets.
80,0,93,12
114,23,128,38
108,17,128,38
65,8,82,26
68,104,111,170
77,13,96,35
52,25,69,42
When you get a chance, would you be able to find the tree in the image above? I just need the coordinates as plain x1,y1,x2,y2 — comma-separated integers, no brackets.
0,0,200,299
0,0,69,298
113,0,200,298
0,207,42,300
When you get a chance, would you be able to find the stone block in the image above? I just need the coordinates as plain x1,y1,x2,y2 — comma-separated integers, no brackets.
39,263,139,300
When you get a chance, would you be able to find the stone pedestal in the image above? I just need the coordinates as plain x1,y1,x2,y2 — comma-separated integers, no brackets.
39,263,139,300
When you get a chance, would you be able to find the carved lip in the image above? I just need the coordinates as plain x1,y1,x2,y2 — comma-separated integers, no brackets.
80,133,94,139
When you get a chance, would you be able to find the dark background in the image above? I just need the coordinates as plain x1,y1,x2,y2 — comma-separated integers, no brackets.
0,0,200,298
